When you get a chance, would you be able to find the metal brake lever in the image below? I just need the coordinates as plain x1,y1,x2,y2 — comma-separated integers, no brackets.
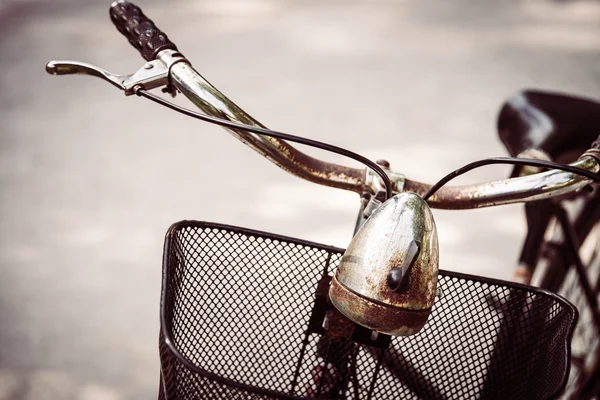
46,59,170,96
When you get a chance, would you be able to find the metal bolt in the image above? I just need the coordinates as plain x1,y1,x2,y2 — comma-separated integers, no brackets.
370,331,379,342
362,196,382,219
144,63,154,70
376,159,390,168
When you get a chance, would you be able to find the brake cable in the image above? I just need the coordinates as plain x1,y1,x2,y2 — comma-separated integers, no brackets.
137,88,395,200
137,89,600,205
423,158,600,201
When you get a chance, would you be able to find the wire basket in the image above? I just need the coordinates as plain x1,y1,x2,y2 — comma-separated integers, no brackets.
158,221,576,400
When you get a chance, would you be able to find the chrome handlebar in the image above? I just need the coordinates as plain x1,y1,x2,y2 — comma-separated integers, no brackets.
46,49,600,209
159,50,600,209
404,156,597,209
159,51,369,195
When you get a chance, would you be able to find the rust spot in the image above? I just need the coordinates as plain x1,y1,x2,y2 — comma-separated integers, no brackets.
360,251,437,311
330,276,432,337
234,131,367,193
324,308,355,339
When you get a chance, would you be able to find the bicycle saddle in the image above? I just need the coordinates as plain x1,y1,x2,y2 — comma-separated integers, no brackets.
330,192,439,336
498,90,600,162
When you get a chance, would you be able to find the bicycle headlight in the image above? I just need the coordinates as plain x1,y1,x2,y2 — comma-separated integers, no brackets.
330,192,439,336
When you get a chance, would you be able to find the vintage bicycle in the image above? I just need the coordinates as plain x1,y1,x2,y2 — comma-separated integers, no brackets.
46,1,600,398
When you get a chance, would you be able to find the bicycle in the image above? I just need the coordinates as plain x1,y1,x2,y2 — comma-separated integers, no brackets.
497,91,600,399
46,1,600,399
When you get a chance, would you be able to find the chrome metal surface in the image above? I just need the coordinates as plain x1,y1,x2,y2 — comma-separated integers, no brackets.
330,192,439,336
158,49,188,71
46,55,600,206
159,51,369,194
158,49,599,206
582,148,600,163
365,166,405,193
46,59,169,95
515,148,552,176
122,59,168,95
404,156,599,209
362,195,383,219
46,60,125,90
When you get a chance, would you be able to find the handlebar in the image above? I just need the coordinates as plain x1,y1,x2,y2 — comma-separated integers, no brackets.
159,51,370,195
158,49,600,209
405,155,598,209
109,1,177,61
54,1,600,210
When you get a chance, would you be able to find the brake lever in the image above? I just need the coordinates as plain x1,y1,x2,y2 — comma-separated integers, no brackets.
45,59,171,96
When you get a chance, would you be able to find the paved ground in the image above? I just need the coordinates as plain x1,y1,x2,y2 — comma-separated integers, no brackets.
1,0,600,398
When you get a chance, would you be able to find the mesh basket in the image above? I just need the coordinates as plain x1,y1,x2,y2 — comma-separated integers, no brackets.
158,221,577,400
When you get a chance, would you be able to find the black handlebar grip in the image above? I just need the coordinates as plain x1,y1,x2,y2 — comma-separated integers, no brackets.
109,1,178,61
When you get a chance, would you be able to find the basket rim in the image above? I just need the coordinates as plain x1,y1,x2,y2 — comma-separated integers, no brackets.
159,219,578,399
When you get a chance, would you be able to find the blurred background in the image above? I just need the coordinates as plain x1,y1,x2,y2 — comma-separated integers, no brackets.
1,0,599,398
